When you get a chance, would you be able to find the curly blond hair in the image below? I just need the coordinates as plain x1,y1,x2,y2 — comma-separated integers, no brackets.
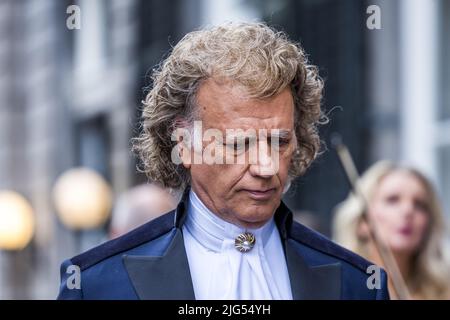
133,22,326,190
333,161,450,299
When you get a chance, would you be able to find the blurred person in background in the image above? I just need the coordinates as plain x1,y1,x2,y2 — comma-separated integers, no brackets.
109,184,180,239
333,161,450,299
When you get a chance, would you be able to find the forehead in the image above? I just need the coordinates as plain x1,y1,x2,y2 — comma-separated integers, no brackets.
377,171,427,197
196,78,294,130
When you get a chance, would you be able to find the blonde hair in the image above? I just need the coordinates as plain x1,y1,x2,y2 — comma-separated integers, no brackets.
333,161,450,299
132,22,326,190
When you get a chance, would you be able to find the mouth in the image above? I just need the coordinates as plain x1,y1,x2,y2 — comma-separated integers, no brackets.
242,188,276,200
398,226,414,236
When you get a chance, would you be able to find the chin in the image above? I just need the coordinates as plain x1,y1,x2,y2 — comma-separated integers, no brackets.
391,243,420,255
237,207,275,226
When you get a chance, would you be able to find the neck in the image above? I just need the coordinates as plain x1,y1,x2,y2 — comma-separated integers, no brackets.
392,252,412,281
367,242,412,299
189,185,270,229
185,189,275,252
368,243,411,279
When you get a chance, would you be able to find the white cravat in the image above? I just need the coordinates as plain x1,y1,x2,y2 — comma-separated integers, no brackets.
182,190,293,300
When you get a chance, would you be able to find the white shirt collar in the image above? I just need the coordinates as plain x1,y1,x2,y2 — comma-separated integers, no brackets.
184,190,275,253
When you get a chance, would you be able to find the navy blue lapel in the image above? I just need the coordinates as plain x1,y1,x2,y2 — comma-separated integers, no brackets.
275,201,342,300
123,228,195,300
285,238,341,299
123,190,194,300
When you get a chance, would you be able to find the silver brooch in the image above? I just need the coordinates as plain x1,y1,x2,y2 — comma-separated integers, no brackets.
234,232,256,253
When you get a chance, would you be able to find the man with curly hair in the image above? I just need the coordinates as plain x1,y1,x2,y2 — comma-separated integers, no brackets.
58,22,389,300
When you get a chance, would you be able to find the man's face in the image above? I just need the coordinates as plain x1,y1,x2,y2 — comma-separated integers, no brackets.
181,79,296,229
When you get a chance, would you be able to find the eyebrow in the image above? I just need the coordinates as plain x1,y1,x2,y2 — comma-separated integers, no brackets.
224,129,293,141
269,129,292,139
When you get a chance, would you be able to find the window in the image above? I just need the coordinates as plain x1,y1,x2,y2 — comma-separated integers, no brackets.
440,0,450,118
438,145,450,219
75,115,110,179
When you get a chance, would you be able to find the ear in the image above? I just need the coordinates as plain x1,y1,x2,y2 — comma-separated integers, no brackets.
172,117,192,170
179,141,192,170
357,218,370,242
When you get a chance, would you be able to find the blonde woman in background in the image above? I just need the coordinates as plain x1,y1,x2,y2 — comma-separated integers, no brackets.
333,161,450,299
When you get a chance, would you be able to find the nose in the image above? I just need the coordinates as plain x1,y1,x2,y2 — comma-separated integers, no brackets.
400,200,415,220
248,140,279,178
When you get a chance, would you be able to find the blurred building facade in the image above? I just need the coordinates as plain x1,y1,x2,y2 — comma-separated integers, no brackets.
0,0,142,299
0,0,449,299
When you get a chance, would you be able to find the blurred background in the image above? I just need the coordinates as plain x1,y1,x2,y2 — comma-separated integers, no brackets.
0,0,449,299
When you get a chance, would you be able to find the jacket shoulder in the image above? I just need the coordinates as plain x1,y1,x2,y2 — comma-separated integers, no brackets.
70,210,176,271
290,221,374,273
